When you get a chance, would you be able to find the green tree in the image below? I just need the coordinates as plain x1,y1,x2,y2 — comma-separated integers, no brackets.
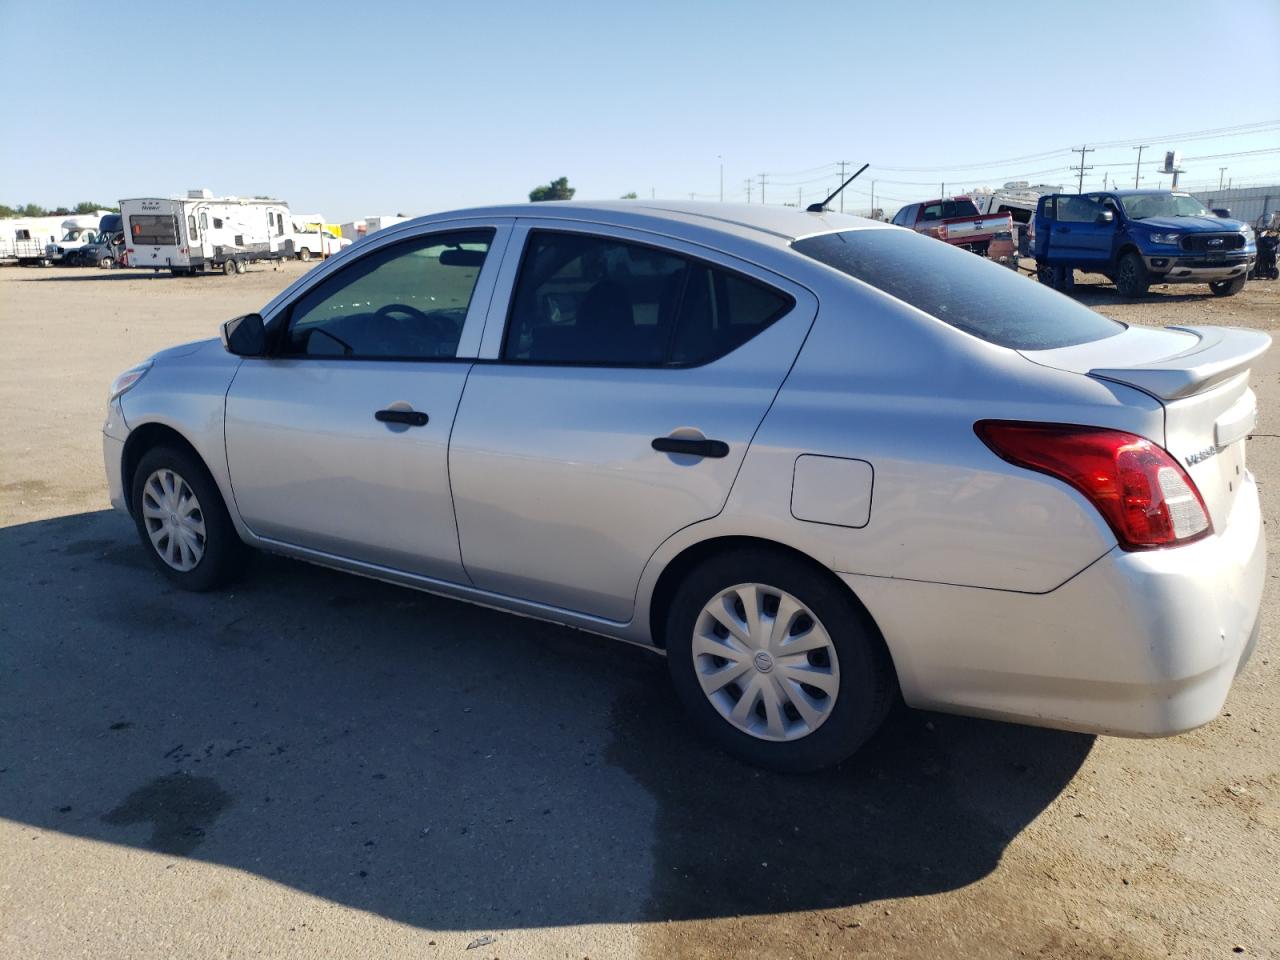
0,204,17,218
529,177,575,202
18,203,48,217
71,201,119,214
619,192,638,199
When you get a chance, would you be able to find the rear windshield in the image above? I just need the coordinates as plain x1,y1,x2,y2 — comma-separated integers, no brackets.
129,214,178,246
792,228,1124,350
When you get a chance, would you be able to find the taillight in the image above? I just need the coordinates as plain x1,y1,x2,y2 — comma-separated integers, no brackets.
938,224,949,240
975,421,1212,550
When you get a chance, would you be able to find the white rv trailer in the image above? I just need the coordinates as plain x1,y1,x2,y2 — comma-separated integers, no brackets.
0,215,100,265
119,190,291,275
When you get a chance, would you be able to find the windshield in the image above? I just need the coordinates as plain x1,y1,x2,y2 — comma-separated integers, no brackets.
792,229,1125,350
61,228,86,241
1119,193,1211,220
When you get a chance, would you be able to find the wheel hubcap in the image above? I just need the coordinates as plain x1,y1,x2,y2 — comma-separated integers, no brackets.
141,469,206,571
692,583,840,742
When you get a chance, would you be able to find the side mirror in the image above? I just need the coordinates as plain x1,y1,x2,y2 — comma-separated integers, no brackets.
1213,208,1231,218
1095,209,1115,225
221,313,267,356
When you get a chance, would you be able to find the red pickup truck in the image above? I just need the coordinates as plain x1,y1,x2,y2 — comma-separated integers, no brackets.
891,197,1017,267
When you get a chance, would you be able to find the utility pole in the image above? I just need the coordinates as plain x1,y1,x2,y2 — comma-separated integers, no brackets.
797,187,802,208
1219,167,1227,191
1132,145,1147,189
940,181,945,198
718,155,724,202
651,187,655,199
688,192,696,200
836,160,848,213
871,179,876,217
1102,172,1109,190
759,173,767,204
744,178,752,204
1071,145,1094,194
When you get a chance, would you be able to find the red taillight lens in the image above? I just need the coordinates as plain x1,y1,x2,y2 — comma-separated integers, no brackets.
975,421,1212,550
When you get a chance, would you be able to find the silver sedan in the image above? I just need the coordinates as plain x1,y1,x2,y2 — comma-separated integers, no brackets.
104,202,1268,771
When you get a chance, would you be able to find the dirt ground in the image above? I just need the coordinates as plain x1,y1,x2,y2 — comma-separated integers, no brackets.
0,260,1277,960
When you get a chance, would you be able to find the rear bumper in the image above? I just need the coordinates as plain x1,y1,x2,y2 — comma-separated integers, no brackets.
845,473,1266,737
1143,253,1254,282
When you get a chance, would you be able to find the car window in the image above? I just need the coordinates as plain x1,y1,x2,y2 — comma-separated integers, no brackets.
130,214,178,246
502,231,792,366
792,228,1124,350
920,203,943,221
1056,195,1103,223
280,229,493,360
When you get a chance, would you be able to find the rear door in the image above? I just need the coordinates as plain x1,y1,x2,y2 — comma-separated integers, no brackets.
447,222,818,621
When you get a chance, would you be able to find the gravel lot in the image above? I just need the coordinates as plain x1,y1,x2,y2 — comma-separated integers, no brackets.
1,261,1277,960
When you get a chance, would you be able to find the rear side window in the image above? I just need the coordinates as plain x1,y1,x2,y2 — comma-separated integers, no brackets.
942,199,979,218
503,231,792,366
920,203,943,221
129,215,178,245
792,229,1124,350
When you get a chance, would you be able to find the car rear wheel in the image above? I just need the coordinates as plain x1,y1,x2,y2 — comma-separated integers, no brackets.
234,258,247,274
299,247,312,262
665,548,895,772
1115,251,1150,298
130,445,246,591
222,259,236,276
1209,276,1247,297
99,257,114,269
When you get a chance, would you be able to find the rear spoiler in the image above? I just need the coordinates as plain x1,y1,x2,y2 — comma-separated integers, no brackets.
1089,326,1272,401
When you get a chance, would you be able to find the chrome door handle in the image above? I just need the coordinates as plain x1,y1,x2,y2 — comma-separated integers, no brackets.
375,409,429,427
652,436,729,458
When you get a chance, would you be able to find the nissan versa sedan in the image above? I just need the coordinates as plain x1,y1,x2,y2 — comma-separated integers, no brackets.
103,201,1268,772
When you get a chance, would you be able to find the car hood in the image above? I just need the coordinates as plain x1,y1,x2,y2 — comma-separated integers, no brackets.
1130,215,1248,233
151,337,221,362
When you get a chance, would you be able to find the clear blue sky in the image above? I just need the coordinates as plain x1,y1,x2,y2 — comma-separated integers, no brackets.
2,0,1277,220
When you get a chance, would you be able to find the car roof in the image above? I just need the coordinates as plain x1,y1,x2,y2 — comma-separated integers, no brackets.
408,200,888,245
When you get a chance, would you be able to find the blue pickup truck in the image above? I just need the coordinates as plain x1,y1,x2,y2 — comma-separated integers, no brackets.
1032,190,1256,298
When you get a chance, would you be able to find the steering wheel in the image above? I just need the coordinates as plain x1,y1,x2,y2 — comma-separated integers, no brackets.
374,302,456,354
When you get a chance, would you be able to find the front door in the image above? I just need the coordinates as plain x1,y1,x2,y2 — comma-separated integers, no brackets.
448,224,818,621
225,224,506,580
1050,194,1113,264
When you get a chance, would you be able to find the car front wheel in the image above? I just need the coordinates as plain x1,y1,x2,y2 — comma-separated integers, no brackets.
130,445,246,591
1209,276,1247,297
1114,251,1150,298
665,548,896,772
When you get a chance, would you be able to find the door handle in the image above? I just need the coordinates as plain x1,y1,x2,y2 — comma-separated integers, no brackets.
375,408,429,427
652,436,729,458
1057,227,1071,233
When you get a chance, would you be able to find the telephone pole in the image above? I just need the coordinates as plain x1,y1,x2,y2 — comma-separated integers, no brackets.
745,178,752,204
1102,172,1109,190
1132,145,1147,188
758,173,767,204
718,155,724,202
836,160,848,213
1218,167,1227,191
1071,145,1094,194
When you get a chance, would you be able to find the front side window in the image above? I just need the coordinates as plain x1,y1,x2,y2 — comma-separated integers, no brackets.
792,228,1124,350
280,229,493,360
1056,195,1104,223
130,215,178,245
502,231,792,366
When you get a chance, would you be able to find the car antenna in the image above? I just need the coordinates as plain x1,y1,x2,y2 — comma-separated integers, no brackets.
807,163,870,213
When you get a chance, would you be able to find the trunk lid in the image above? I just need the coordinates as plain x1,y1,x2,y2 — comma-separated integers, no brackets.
1022,325,1271,529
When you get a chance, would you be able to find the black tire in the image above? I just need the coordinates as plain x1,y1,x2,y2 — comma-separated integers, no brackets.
664,548,896,773
234,258,247,274
99,257,114,270
130,445,247,591
1209,276,1247,297
222,259,236,276
1035,260,1055,286
1114,251,1150,298
299,247,312,262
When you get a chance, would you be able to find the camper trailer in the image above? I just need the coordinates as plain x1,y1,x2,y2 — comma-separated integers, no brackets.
119,191,292,275
0,215,98,265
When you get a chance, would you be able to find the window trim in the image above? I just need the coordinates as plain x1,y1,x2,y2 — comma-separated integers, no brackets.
270,227,498,363
495,227,796,370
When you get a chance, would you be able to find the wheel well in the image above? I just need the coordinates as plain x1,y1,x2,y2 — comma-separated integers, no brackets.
646,535,886,655
120,423,205,513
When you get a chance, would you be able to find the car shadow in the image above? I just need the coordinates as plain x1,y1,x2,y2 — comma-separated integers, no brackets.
0,509,1094,928
1069,283,1217,307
